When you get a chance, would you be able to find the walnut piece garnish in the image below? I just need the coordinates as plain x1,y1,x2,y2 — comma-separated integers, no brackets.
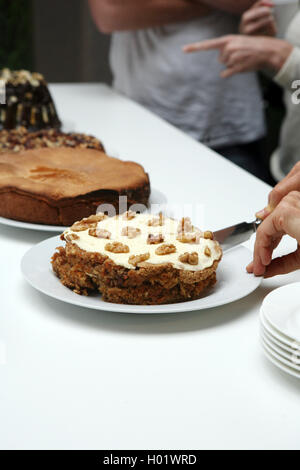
71,222,91,232
147,233,164,245
123,210,136,221
177,217,193,234
177,232,200,244
128,253,150,267
204,231,214,240
87,213,106,224
89,228,111,239
155,244,176,256
148,212,164,227
71,213,106,232
121,226,141,239
179,252,199,266
204,246,211,257
105,241,130,254
65,233,79,242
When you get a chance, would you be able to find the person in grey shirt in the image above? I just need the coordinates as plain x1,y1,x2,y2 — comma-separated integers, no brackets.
89,1,266,179
185,1,300,182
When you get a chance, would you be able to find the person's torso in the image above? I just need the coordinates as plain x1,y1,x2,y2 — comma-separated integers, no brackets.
110,11,265,148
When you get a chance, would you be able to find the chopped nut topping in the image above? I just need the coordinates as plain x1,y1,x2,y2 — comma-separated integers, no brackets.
178,252,199,266
105,242,130,254
0,127,105,154
177,217,193,234
123,210,136,221
128,253,150,267
71,214,106,232
204,231,214,240
71,221,92,232
147,233,164,245
65,233,79,242
155,244,176,256
148,212,164,227
177,232,200,244
86,213,106,224
121,226,141,239
89,228,111,239
204,247,211,257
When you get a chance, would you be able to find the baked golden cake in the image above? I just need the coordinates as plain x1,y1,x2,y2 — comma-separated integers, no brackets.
52,213,223,305
0,127,105,153
0,147,150,226
0,68,61,131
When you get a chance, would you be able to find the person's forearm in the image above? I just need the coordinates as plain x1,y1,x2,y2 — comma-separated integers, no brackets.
264,38,294,76
274,46,300,90
199,0,255,14
88,0,210,33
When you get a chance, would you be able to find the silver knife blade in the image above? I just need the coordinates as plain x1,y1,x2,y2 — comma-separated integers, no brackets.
213,219,262,252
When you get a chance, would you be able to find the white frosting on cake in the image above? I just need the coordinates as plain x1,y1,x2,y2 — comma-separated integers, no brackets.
64,213,222,272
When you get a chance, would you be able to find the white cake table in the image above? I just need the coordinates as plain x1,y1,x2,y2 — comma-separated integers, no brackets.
0,84,299,450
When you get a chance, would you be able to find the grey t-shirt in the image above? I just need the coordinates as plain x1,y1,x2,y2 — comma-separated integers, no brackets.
110,11,266,149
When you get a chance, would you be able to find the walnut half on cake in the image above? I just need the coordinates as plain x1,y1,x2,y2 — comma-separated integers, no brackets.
51,213,223,305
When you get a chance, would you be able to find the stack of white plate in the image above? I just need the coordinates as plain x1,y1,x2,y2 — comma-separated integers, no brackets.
260,282,300,379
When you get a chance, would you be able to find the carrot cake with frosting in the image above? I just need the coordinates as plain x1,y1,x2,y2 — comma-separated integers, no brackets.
52,212,223,305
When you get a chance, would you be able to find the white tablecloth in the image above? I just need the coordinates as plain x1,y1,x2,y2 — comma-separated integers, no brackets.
0,84,300,450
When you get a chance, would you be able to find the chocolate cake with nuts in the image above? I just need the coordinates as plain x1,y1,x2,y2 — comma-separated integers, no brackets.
0,147,150,226
52,213,223,305
0,69,61,131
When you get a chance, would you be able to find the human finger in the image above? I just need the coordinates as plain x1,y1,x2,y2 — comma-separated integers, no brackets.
264,246,300,277
183,37,229,53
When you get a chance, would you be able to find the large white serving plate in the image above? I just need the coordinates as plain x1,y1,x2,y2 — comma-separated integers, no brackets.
21,236,262,314
0,188,166,233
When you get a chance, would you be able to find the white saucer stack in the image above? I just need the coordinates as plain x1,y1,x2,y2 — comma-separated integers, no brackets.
260,282,300,379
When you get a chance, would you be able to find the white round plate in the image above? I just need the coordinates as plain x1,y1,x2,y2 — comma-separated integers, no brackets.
0,188,167,233
0,217,67,233
261,336,300,374
21,239,262,314
261,321,300,356
259,309,300,350
262,283,300,342
261,330,300,366
261,342,300,380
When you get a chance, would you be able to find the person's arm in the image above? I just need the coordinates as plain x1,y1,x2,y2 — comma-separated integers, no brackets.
256,162,300,219
274,47,300,90
247,192,300,278
88,0,211,33
199,0,256,15
248,163,300,277
183,35,293,78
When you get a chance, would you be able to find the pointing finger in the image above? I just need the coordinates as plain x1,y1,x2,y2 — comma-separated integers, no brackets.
183,37,229,53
